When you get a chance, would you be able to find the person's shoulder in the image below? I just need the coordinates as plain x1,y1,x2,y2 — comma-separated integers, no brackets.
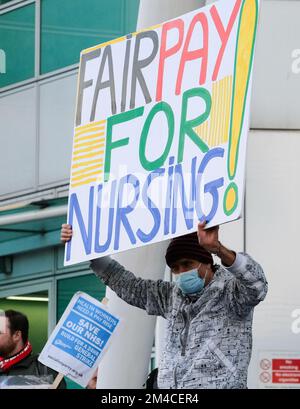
9,353,48,374
33,355,54,373
34,356,67,388
13,352,37,369
214,264,232,280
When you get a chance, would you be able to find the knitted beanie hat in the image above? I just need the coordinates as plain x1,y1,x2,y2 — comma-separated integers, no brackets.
165,232,213,267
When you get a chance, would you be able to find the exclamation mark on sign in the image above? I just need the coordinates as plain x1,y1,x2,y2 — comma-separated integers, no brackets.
224,0,259,216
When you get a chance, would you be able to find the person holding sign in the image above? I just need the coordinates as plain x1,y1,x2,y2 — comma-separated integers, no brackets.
61,221,267,389
0,310,66,388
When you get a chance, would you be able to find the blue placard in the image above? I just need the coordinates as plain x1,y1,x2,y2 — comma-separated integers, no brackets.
53,296,119,368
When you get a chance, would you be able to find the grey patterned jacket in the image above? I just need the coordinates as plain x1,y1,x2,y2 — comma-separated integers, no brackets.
90,252,268,389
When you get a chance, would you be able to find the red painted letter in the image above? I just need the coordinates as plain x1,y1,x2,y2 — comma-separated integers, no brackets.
156,19,184,102
176,12,209,95
210,0,242,81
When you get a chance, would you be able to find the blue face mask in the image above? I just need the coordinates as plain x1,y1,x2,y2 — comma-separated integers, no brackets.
174,268,207,295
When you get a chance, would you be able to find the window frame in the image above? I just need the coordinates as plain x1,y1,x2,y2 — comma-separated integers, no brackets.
0,0,37,90
0,0,140,94
0,277,56,335
0,0,29,12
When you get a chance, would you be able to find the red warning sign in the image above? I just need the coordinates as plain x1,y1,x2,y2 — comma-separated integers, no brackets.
272,372,300,384
259,353,300,388
272,359,300,384
272,359,300,371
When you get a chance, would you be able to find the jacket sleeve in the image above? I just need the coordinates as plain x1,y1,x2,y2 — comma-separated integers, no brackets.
90,256,174,318
224,253,268,318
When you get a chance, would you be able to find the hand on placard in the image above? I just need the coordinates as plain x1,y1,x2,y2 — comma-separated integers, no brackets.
61,224,73,243
197,220,220,254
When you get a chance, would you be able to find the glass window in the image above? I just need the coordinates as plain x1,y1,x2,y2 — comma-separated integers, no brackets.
0,4,35,88
56,245,89,272
0,1,16,5
0,290,48,355
40,0,140,74
57,273,106,320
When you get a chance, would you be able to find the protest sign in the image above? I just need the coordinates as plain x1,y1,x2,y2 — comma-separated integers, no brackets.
38,292,120,387
65,0,259,265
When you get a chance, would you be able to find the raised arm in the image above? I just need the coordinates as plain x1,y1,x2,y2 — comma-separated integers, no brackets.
197,221,268,318
61,224,174,318
90,257,174,318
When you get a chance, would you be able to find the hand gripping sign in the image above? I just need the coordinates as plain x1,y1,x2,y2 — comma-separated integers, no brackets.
38,292,120,388
65,0,260,266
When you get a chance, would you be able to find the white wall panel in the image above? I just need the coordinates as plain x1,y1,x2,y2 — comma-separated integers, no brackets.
218,217,244,256
251,1,300,129
137,0,205,28
0,86,36,196
39,73,77,186
246,130,300,388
